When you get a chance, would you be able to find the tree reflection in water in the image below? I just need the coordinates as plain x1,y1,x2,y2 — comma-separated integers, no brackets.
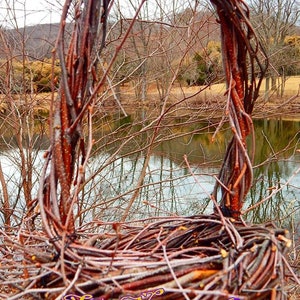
0,118,299,233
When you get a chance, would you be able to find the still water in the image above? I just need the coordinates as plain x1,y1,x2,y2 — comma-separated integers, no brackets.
0,117,299,229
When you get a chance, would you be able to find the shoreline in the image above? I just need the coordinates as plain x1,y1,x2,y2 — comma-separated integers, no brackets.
0,85,299,120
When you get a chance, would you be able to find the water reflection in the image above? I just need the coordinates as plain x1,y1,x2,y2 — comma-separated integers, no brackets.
83,154,216,222
246,119,300,228
0,118,299,229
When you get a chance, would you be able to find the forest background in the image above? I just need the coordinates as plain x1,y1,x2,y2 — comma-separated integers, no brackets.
0,0,299,112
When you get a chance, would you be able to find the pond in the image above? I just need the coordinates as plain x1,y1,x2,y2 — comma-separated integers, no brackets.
0,117,299,233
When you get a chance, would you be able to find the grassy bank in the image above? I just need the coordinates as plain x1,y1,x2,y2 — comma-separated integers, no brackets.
0,76,299,119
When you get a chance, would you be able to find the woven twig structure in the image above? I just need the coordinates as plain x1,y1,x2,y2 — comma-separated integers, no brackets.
0,215,295,299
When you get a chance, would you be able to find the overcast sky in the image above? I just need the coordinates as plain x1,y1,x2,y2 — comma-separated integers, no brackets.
0,0,145,28
0,0,63,28
0,0,211,28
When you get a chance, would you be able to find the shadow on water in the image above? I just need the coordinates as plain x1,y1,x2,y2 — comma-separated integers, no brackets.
0,116,299,232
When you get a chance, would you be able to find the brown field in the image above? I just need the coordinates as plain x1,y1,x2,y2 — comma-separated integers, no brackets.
0,76,299,119
121,75,300,119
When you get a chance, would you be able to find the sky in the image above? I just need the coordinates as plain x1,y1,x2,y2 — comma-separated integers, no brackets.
0,0,147,28
0,0,193,28
0,0,63,28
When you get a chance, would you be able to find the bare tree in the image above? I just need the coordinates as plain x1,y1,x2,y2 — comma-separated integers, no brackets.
0,14,49,228
248,0,300,98
107,0,221,110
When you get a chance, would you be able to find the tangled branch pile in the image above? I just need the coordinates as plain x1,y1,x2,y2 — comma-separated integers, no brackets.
0,0,299,299
0,215,296,299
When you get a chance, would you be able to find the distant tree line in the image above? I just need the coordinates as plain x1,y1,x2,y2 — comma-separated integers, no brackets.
0,0,299,97
0,33,298,95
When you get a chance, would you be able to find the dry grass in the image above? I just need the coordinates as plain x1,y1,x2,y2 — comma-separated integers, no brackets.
168,76,300,96
0,76,299,119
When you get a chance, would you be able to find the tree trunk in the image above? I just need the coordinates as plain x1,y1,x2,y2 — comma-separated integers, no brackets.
280,67,286,97
265,76,270,101
271,75,277,96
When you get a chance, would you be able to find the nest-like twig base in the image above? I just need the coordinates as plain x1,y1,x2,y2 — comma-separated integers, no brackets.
0,214,295,299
